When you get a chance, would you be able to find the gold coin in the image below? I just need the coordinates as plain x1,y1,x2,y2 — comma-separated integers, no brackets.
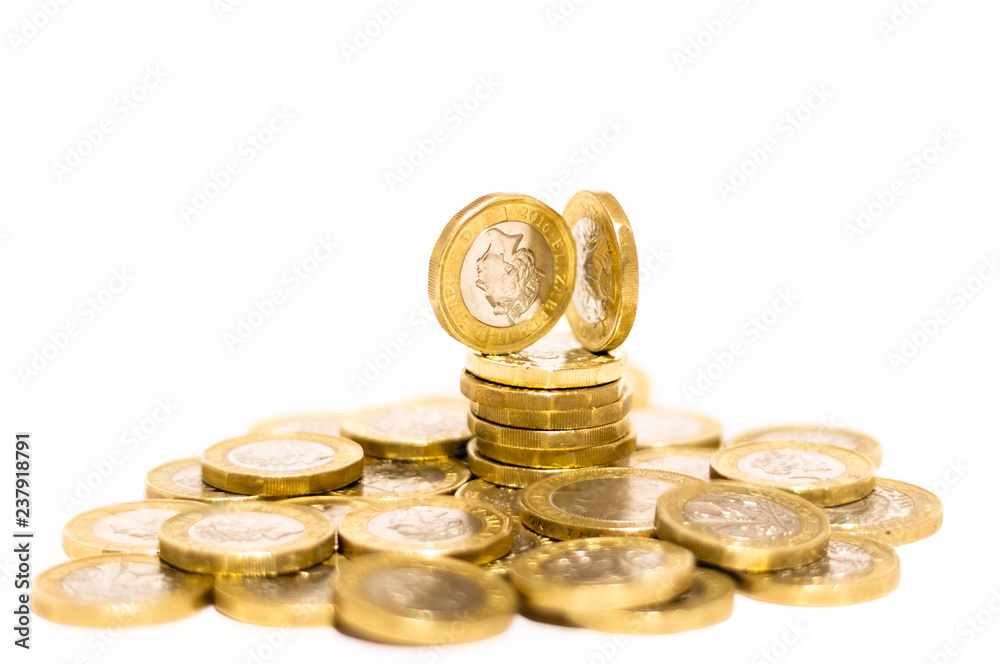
737,534,899,606
428,192,575,354
248,412,343,437
63,499,199,558
158,501,335,576
519,467,701,539
460,370,626,411
466,440,602,488
214,556,341,626
709,441,876,507
331,456,470,500
822,477,942,545
509,537,695,610
467,411,632,449
624,364,651,409
144,457,260,503
724,424,883,469
618,445,715,480
338,496,513,564
279,496,370,548
475,432,637,469
631,407,722,448
339,401,470,460
32,554,212,627
466,332,626,389
655,480,830,572
484,524,550,577
564,190,638,352
532,568,735,634
201,432,364,496
470,390,633,430
334,553,517,645
455,478,522,514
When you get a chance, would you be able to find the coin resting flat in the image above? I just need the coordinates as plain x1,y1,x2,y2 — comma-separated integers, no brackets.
466,440,612,488
279,495,370,548
631,407,723,448
455,478,523,514
822,477,942,545
466,332,626,389
724,424,883,469
460,370,627,411
248,412,343,437
331,456,470,500
475,432,636,469
214,556,342,626
145,457,259,503
63,499,198,558
469,389,632,430
618,445,715,480
339,401,470,459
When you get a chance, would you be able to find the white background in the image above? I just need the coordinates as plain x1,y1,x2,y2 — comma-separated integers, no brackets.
2,1,999,663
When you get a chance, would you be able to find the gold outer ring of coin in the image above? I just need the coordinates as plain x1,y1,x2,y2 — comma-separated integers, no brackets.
32,553,213,627
466,440,612,488
476,432,637,470
508,537,696,610
338,402,471,460
709,440,876,507
466,333,627,389
519,466,702,539
460,370,627,411
563,190,639,352
337,495,514,564
247,411,343,437
455,478,522,514
200,432,364,496
724,423,884,469
214,556,342,627
467,411,632,450
62,499,200,558
470,389,633,430
617,445,716,480
631,407,723,448
330,456,471,500
145,457,261,503
159,501,336,576
529,568,735,634
822,477,943,546
655,480,830,573
334,553,517,645
737,533,900,606
427,192,576,354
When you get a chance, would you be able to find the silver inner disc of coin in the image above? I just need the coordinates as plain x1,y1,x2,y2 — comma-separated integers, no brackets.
824,486,914,525
362,567,486,614
773,540,874,580
188,512,306,549
507,335,597,366
572,216,614,327
226,440,334,471
62,562,179,602
366,506,483,544
93,509,180,545
683,492,803,541
355,462,447,494
736,449,846,482
549,477,678,522
537,547,664,582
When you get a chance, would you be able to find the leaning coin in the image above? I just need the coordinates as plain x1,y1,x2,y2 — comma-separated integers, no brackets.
201,432,364,496
335,553,517,645
280,496,370,548
460,370,627,411
466,440,598,488
248,412,343,437
709,441,876,506
618,445,715,480
483,524,550,577
470,390,632,430
338,401,470,460
337,496,513,564
519,467,701,540
822,478,943,546
475,432,636,469
563,190,639,352
509,537,695,610
428,192,575,354
159,501,335,576
655,480,830,572
145,457,259,503
632,407,722,448
455,478,522,514
737,533,899,606
331,457,470,500
214,556,342,627
32,553,213,627
63,499,199,558
466,332,626,389
468,411,632,449
725,424,883,469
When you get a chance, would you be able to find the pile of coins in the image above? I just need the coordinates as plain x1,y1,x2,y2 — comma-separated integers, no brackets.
32,190,943,645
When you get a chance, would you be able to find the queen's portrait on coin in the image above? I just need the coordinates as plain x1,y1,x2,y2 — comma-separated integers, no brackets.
475,228,543,325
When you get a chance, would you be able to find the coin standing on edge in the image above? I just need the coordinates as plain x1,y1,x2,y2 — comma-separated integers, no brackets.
428,192,576,355
822,477,943,546
631,407,723,448
32,554,213,627
618,446,715,480
145,457,260,503
655,480,830,572
63,499,199,558
725,424,884,469
460,370,627,411
214,556,342,627
339,401,470,460
563,190,639,353
331,457,470,500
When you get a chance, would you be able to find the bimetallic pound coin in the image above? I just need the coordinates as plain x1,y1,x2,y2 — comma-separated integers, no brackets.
337,496,513,564
145,457,259,503
466,440,609,488
455,479,522,514
460,370,626,411
725,424,883,469
822,478,943,546
201,432,364,496
468,411,632,450
214,556,342,626
709,441,876,506
63,500,198,558
737,534,899,606
466,333,626,389
469,390,632,430
248,412,343,437
509,537,695,610
32,554,212,627
618,446,715,480
484,524,549,577
158,502,336,576
335,553,517,645
331,457,470,500
428,192,575,354
339,401,470,460
475,432,637,469
280,496,370,548
632,407,723,448
655,480,830,572
519,467,701,540
564,190,638,352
